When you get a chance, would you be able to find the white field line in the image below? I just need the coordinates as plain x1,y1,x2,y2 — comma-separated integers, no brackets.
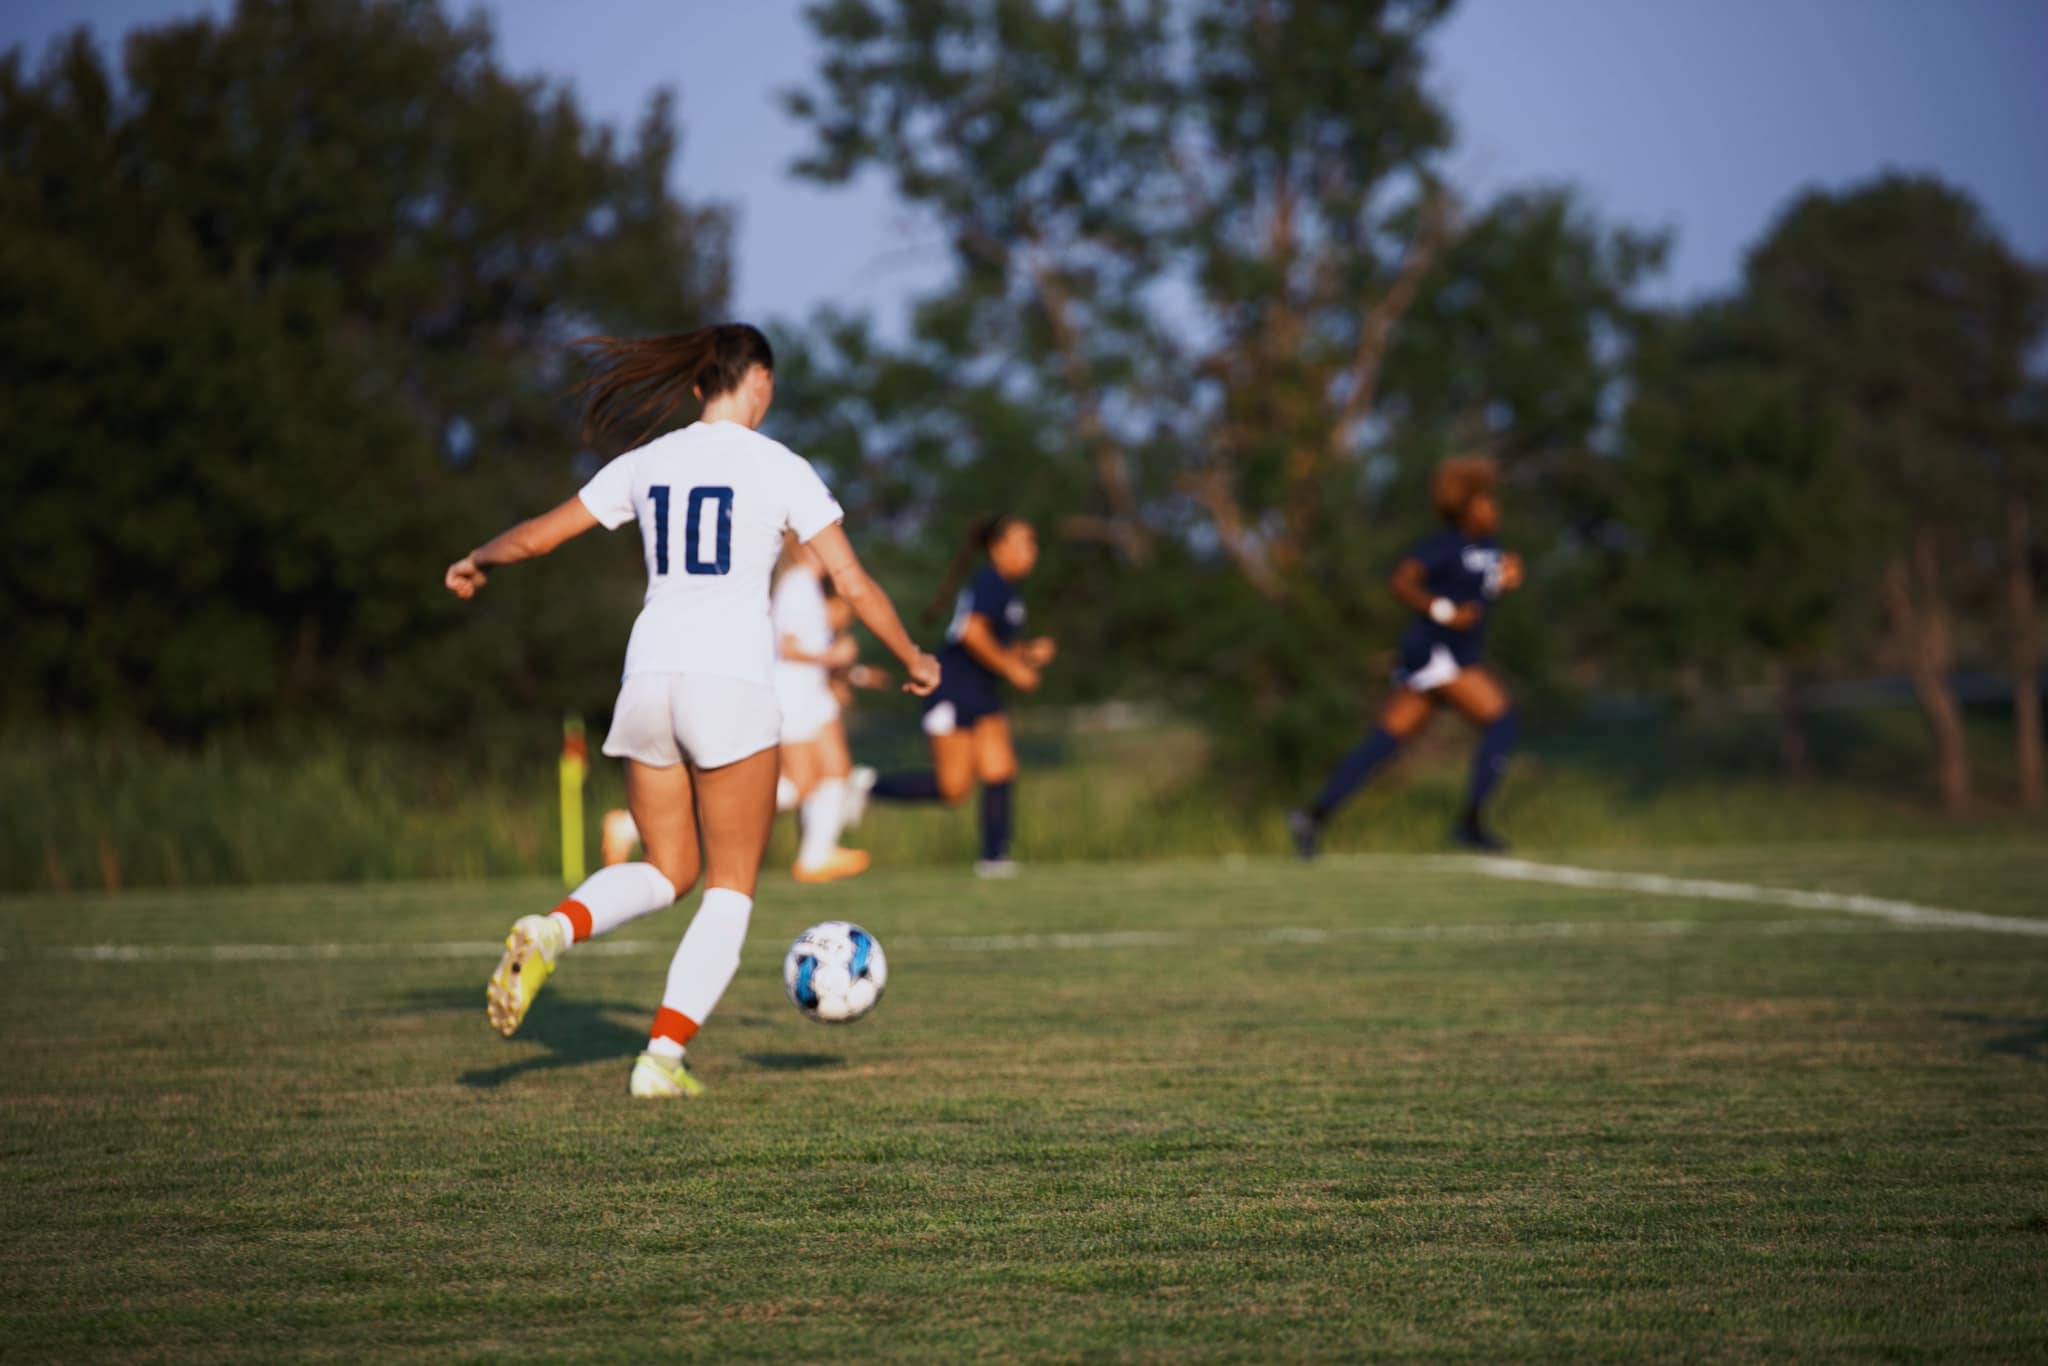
0,916,1920,964
12,939,662,963
8,855,2041,962
1463,856,2048,938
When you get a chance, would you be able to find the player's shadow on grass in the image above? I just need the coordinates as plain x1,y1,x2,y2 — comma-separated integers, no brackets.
346,988,647,1088
741,1052,844,1071
1941,1011,2048,1063
363,990,827,1087
347,988,482,1019
458,997,651,1089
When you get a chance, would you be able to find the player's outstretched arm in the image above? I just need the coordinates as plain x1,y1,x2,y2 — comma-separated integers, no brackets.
956,615,1041,692
780,632,860,669
445,496,601,599
807,523,940,696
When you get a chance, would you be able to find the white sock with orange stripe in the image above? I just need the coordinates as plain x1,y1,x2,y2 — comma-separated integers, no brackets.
549,863,676,951
646,886,752,1060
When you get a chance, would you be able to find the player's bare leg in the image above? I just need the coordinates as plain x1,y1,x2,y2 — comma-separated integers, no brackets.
970,715,1021,877
1290,689,1435,860
632,746,779,1099
625,758,704,893
819,719,875,830
489,760,694,1038
930,730,976,806
1438,667,1517,853
784,736,864,883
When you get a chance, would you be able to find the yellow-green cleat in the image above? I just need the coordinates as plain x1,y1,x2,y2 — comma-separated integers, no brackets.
486,914,565,1038
629,1051,705,1099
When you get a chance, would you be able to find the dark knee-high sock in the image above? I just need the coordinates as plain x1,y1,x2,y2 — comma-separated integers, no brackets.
1462,710,1519,825
1309,728,1400,824
979,782,1013,862
872,770,943,802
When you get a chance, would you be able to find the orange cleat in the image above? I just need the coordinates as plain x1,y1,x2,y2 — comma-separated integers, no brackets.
792,847,872,885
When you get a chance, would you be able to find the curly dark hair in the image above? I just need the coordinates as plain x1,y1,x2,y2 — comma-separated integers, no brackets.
1431,455,1499,524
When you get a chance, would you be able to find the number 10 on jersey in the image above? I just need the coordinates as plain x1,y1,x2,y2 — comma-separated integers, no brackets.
649,485,733,576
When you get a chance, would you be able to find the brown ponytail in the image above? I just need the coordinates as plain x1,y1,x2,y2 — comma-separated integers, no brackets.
923,515,1020,624
573,323,775,447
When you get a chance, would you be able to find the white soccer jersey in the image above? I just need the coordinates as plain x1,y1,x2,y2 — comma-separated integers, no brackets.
771,567,833,692
578,421,844,685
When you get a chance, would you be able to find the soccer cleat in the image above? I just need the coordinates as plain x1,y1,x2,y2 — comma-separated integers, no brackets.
1287,810,1321,862
1451,820,1509,855
629,1051,705,1099
793,847,872,885
486,914,566,1038
973,858,1021,879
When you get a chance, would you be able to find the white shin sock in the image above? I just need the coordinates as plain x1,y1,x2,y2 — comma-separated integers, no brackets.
796,778,848,870
551,862,676,947
649,886,753,1055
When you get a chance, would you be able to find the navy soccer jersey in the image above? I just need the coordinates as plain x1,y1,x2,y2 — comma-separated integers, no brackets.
1398,529,1506,668
932,566,1025,721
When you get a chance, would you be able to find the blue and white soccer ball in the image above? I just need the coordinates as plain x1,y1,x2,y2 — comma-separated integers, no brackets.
782,921,888,1024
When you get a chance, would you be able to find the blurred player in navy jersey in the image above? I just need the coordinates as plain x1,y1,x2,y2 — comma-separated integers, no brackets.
1290,456,1524,858
870,515,1056,877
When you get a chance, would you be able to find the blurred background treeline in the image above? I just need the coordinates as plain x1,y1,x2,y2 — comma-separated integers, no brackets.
2,0,2043,890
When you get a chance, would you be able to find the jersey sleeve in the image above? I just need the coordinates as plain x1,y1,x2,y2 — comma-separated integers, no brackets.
967,567,1012,621
783,455,845,543
576,450,638,531
1406,532,1458,579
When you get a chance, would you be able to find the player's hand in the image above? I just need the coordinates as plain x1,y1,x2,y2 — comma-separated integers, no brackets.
1010,663,1043,693
1449,603,1485,631
824,636,860,669
1022,636,1059,668
445,555,487,599
1498,552,1525,592
901,651,941,697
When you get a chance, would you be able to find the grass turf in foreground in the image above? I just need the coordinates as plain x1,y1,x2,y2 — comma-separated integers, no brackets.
1,844,2045,1361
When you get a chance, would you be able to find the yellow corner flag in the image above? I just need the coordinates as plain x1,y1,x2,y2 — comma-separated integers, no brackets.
560,715,588,887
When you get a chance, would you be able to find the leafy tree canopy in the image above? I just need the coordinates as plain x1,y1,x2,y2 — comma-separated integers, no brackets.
0,0,730,736
783,0,1663,773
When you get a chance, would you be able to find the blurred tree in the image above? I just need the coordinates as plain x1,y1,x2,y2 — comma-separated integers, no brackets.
1609,303,1866,778
785,0,1659,777
1743,175,2046,810
0,0,729,738
2009,380,2047,809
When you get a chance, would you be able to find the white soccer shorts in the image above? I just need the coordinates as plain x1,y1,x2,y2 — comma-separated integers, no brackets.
602,673,782,770
1397,644,1463,694
774,677,840,745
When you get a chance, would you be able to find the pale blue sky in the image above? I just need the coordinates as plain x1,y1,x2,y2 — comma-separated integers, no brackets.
7,0,2044,326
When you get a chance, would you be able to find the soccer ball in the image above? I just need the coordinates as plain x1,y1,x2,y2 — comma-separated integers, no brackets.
782,921,888,1024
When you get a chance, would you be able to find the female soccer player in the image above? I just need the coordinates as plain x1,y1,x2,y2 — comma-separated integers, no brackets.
869,515,1055,877
772,536,868,884
1289,456,1523,858
444,323,939,1099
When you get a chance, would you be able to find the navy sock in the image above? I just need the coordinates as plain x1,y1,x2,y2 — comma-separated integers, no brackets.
979,782,1013,862
1462,709,1519,824
1309,728,1400,824
872,769,943,802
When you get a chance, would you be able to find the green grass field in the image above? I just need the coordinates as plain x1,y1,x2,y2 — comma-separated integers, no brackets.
4,842,2046,1361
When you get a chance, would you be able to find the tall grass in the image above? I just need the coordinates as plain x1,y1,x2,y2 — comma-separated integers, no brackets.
3,702,2038,892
